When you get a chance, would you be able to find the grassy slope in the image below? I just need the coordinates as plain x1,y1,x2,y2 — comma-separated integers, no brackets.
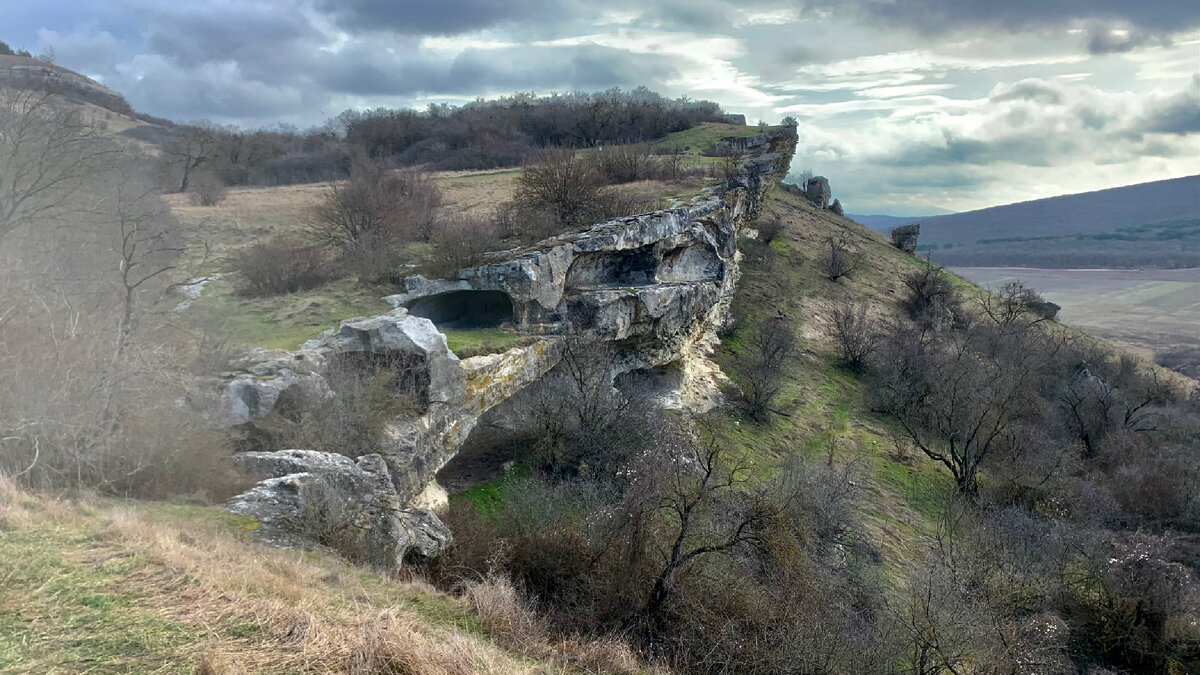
450,186,962,573
710,187,961,572
0,478,540,673
0,476,659,674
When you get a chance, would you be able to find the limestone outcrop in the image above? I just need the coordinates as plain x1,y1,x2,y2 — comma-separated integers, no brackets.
890,223,921,254
229,449,453,569
803,176,832,209
221,126,797,564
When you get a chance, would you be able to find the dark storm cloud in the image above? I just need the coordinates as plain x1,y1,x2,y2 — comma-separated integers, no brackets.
319,43,680,97
810,0,1199,54
316,0,578,35
1136,78,1200,136
881,133,1066,168
841,0,1198,35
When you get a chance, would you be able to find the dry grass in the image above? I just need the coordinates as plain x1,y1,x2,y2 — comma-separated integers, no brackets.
464,577,653,675
0,477,658,673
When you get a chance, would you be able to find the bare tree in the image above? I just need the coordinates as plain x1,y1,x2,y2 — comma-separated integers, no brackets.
901,263,962,330
514,149,603,229
108,181,191,361
641,425,780,626
870,324,1050,497
424,216,498,277
757,214,785,244
831,302,876,372
308,155,441,248
161,122,222,193
0,82,115,238
736,313,796,421
717,146,744,182
819,236,863,282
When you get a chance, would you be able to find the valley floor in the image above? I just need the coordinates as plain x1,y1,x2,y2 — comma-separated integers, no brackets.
952,266,1200,374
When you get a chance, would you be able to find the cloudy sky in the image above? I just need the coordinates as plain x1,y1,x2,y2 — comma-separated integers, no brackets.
3,1,1198,214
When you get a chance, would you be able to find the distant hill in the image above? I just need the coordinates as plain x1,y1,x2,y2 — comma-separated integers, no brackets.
849,212,952,230
868,176,1200,269
0,55,174,136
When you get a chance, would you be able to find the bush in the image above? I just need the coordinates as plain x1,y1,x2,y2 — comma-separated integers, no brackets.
307,155,441,248
245,352,426,458
901,263,963,329
758,214,785,244
736,314,797,421
514,150,604,229
187,172,228,206
424,216,498,277
819,236,862,281
831,303,876,372
231,238,336,296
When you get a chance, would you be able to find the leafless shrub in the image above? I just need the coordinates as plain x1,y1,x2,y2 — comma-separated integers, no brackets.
248,354,425,461
589,144,654,184
831,302,876,372
308,155,441,248
717,146,744,182
424,216,499,277
231,238,336,296
819,236,863,281
340,232,412,286
491,202,560,243
514,149,604,229
187,171,228,206
593,188,664,220
757,214,785,244
901,262,963,329
736,314,797,421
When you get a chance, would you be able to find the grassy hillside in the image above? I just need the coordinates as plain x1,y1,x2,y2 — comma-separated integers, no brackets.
0,476,653,674
867,175,1200,268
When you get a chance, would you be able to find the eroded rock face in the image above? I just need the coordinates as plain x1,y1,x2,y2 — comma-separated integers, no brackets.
804,176,832,209
221,126,797,563
891,223,921,254
229,449,452,569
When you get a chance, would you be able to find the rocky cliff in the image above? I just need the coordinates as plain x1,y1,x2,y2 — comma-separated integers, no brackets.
223,127,797,565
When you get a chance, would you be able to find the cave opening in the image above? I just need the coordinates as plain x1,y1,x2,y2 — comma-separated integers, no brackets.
565,244,659,290
407,290,515,330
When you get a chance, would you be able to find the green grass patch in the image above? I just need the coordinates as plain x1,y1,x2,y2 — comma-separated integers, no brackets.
192,276,392,351
0,528,197,672
453,462,533,518
443,330,539,358
655,122,774,155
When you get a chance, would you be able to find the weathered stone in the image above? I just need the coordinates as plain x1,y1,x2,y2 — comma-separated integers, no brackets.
229,449,453,568
830,199,844,216
711,132,772,157
890,223,921,254
804,176,831,209
1028,299,1061,321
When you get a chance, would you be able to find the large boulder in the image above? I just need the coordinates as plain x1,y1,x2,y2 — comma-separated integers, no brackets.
803,176,831,209
890,223,921,254
830,199,844,216
229,449,453,569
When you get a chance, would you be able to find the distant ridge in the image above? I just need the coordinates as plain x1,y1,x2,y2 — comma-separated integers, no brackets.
869,176,1200,268
0,54,173,129
849,213,951,230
